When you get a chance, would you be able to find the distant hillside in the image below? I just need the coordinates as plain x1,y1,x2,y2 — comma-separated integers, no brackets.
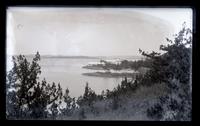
10,55,144,60
17,55,99,59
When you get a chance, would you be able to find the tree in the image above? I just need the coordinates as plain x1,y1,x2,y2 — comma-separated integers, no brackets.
140,22,192,85
145,23,192,121
77,82,97,107
6,52,63,119
64,88,72,109
62,88,75,116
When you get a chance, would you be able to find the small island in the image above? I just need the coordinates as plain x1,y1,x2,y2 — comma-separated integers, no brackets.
82,59,150,78
82,71,139,78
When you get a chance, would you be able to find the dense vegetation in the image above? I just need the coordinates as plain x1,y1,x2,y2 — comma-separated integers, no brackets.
6,23,192,120
83,58,151,71
143,23,192,120
100,59,151,71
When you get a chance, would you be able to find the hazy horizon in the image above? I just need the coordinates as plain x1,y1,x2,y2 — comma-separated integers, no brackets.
8,54,145,58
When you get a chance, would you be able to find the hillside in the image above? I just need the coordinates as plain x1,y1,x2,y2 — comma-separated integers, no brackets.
58,83,168,120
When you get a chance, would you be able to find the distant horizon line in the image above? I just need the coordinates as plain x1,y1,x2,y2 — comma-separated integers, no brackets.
7,54,144,58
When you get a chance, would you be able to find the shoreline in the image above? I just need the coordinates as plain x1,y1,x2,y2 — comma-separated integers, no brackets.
82,71,139,78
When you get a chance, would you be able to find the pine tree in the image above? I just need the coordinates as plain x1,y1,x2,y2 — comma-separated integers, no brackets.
63,88,74,116
6,52,63,119
77,82,97,107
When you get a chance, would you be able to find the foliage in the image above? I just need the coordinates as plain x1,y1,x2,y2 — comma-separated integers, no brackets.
77,83,97,107
61,88,76,116
147,103,164,120
6,52,63,119
145,23,192,121
98,59,151,71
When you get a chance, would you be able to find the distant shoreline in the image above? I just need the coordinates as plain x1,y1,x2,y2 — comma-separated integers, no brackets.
40,56,99,59
82,72,139,78
8,55,100,59
7,55,145,60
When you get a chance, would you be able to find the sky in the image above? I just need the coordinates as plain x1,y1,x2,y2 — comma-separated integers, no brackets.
6,7,193,56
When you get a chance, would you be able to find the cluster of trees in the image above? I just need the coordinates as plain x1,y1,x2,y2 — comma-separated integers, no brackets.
99,58,151,71
6,53,63,119
6,23,192,120
6,52,96,119
141,23,192,120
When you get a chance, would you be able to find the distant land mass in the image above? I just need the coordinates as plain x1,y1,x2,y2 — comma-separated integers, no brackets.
10,55,99,59
9,54,145,60
40,55,99,59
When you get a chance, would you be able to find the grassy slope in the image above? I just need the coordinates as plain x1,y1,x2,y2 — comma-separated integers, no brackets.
58,83,168,120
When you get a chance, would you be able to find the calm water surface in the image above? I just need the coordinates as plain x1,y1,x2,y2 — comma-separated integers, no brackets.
7,56,140,98
39,57,123,98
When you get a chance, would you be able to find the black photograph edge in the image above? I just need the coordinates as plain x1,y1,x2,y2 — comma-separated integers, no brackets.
0,0,198,125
